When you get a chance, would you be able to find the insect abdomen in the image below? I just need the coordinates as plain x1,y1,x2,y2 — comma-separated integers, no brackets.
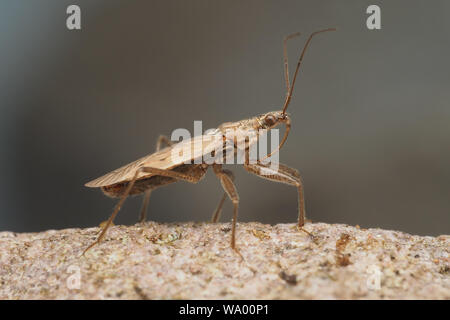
101,176,177,198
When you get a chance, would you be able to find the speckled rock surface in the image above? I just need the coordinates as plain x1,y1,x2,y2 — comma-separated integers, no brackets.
0,222,448,299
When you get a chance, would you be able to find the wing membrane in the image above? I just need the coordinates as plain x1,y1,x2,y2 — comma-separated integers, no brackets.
85,134,229,187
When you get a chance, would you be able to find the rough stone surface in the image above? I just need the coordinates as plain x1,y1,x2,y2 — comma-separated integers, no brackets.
0,222,448,299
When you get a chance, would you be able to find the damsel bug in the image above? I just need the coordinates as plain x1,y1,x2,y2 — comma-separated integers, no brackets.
84,28,336,255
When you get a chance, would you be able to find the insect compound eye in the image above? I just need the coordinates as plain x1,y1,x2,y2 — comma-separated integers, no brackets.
264,115,276,126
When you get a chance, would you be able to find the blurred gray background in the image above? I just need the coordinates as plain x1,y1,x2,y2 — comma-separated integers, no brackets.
0,0,449,236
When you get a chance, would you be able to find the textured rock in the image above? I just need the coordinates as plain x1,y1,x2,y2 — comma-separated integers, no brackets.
0,222,448,299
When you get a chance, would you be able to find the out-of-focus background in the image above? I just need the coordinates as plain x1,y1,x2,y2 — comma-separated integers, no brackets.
0,1,449,236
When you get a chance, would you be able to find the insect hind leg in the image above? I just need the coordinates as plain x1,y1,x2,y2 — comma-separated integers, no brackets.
138,135,175,223
82,165,208,256
138,190,152,223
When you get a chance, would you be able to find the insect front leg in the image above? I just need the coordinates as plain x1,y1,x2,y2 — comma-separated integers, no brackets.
139,135,175,222
211,169,234,223
83,165,207,255
212,164,241,253
244,162,311,237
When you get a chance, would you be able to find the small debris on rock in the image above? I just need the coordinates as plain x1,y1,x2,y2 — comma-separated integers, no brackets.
279,271,297,285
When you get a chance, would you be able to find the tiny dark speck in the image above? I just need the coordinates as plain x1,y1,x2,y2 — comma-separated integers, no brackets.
279,271,297,285
221,226,231,233
439,265,450,275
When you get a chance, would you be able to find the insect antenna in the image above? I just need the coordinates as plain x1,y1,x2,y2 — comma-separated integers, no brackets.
283,32,301,95
262,28,336,163
282,27,336,115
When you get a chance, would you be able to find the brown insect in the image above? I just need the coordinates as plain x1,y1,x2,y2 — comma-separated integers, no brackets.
83,28,336,255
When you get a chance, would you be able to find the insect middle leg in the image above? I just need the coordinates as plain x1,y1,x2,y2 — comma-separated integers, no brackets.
139,135,174,223
212,164,240,251
211,169,234,223
244,162,311,236
83,165,207,255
